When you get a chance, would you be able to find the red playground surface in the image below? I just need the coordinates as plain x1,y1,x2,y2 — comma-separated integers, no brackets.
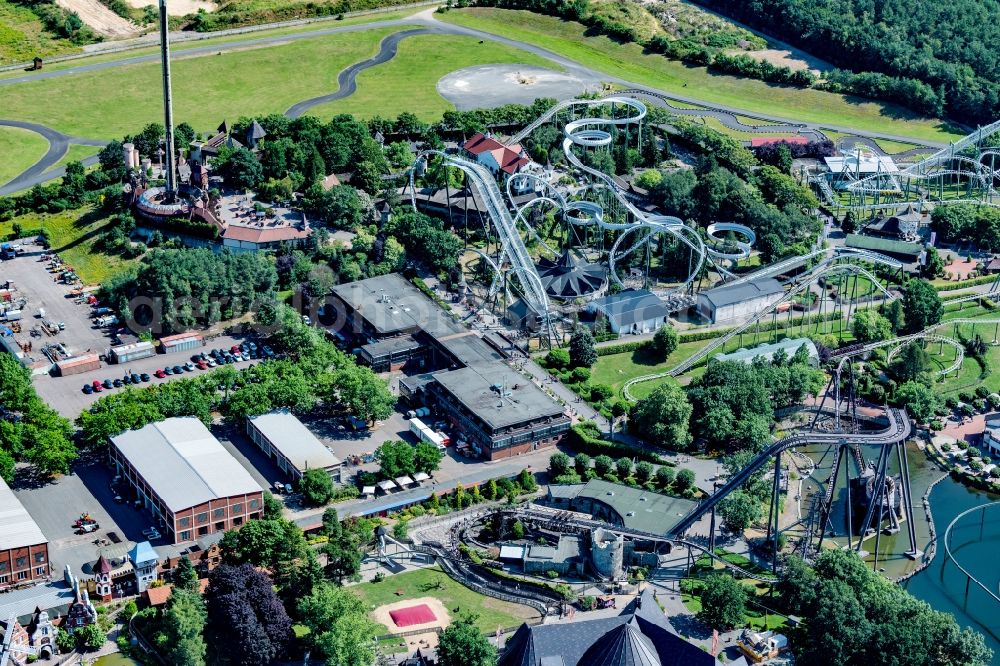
389,604,437,627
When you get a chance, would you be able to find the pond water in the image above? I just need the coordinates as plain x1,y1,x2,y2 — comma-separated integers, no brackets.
91,654,141,666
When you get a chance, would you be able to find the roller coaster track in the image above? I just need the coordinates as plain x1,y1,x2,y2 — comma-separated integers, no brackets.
666,407,911,538
841,119,1000,211
943,502,1000,607
412,151,552,327
622,260,896,400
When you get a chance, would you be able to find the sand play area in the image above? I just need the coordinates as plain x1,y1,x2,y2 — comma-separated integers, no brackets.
372,596,452,633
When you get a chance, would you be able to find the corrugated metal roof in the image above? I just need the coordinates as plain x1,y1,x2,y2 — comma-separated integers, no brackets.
0,477,46,551
700,278,784,308
248,411,340,473
111,418,261,513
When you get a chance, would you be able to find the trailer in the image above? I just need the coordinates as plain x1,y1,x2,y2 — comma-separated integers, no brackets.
109,341,155,364
2,310,22,321
159,331,204,354
55,353,101,376
409,418,448,450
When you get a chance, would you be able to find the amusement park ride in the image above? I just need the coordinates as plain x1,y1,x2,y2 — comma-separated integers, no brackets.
402,94,1000,571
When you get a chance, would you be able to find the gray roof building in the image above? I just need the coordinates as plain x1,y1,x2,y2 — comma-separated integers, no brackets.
110,418,261,513
698,278,783,309
0,477,46,552
547,480,697,536
500,588,721,666
331,273,465,339
246,411,341,479
432,365,566,431
588,290,670,330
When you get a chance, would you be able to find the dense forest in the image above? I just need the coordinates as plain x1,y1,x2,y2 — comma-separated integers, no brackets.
690,0,1000,126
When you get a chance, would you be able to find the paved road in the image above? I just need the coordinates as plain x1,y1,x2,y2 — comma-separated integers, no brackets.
0,120,106,196
286,27,436,118
0,9,949,195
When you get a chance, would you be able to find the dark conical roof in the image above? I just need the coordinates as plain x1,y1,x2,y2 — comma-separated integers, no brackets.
94,555,113,574
217,120,229,135
247,120,266,141
579,618,661,666
536,249,605,299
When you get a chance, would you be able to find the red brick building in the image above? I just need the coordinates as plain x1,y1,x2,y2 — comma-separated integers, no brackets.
0,477,48,590
109,418,264,545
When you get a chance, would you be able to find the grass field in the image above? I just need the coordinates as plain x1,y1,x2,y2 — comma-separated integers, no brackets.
0,207,137,284
312,33,554,120
349,566,539,635
0,125,48,186
438,8,966,144
0,26,407,139
0,8,423,79
0,0,82,66
44,144,101,174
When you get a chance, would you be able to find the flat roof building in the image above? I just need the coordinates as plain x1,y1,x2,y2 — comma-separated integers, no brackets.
246,411,342,483
696,278,784,324
338,274,569,460
109,418,264,544
0,478,48,590
429,365,571,460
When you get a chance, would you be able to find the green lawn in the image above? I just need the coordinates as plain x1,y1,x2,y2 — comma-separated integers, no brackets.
0,125,48,186
309,33,555,121
439,8,965,144
0,26,407,139
44,144,100,175
0,0,82,66
349,566,539,634
0,207,138,284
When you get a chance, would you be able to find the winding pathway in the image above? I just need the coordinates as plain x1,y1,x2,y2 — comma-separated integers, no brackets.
0,9,948,195
0,120,106,196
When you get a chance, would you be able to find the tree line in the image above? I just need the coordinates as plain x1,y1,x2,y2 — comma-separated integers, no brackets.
689,0,1000,126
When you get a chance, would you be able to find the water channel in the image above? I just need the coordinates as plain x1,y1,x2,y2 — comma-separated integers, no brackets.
798,437,1000,661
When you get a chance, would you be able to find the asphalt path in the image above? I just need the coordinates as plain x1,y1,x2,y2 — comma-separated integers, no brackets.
0,10,948,194
0,120,106,196
285,27,436,118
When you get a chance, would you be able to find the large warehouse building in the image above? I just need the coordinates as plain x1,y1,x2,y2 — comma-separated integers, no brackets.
696,278,784,324
0,477,49,590
246,411,342,483
109,418,264,544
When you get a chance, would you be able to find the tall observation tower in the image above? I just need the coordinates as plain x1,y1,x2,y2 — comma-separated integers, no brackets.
158,0,177,198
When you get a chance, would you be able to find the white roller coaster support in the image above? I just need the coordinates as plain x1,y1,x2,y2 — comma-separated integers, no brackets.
420,151,553,325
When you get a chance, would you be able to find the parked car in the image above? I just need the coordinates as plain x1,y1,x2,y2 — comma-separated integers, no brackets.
77,523,100,534
112,379,123,388
102,379,114,389
196,361,208,370
163,366,174,375
82,383,94,394
140,373,151,382
183,362,195,372
172,365,183,374
121,375,132,385
92,380,103,392
154,369,167,378
272,481,285,494
206,358,217,368
130,373,141,384
230,345,241,354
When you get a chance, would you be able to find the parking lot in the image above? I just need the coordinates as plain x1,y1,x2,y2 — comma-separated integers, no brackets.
33,334,263,417
1,243,112,365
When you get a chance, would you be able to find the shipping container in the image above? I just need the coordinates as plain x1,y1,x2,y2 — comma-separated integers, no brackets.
159,332,204,354
55,353,101,376
109,341,155,364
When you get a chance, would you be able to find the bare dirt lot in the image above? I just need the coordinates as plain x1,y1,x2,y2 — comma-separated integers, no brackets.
124,0,216,15
56,0,141,37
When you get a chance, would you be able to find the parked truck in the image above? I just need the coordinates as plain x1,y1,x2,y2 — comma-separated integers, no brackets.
95,315,119,327
405,406,431,419
409,417,449,450
2,310,21,321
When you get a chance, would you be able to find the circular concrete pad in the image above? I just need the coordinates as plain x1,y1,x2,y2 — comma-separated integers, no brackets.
438,64,597,110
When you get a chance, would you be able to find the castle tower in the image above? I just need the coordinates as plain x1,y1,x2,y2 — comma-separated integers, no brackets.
93,555,113,602
158,0,177,196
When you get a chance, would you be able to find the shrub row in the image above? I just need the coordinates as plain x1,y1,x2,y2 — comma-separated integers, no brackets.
567,422,669,465
936,274,999,291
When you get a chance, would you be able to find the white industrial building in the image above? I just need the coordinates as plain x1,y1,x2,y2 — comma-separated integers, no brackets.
246,411,342,483
696,279,784,324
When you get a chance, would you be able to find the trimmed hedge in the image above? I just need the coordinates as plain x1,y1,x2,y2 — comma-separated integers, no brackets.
936,274,999,292
567,421,669,465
